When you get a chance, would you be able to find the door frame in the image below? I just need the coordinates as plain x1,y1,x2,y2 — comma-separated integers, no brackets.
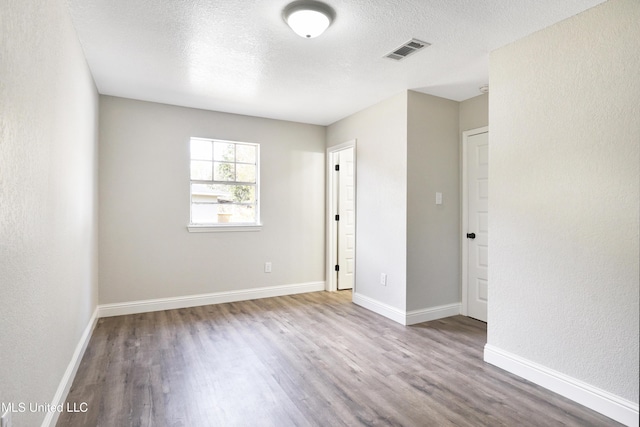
326,140,357,292
461,127,488,316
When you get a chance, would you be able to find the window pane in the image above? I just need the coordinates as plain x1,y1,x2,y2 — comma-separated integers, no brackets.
216,203,256,224
191,203,217,224
230,184,255,203
236,164,255,183
191,203,256,224
190,160,212,180
190,139,212,160
207,184,255,203
214,142,235,161
231,203,256,223
236,144,256,164
191,183,229,202
214,162,235,181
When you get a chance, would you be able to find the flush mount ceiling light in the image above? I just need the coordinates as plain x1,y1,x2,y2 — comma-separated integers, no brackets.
283,1,335,38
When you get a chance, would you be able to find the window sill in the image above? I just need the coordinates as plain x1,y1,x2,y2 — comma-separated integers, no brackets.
187,224,262,233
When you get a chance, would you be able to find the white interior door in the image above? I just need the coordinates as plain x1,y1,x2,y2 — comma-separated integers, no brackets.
337,147,355,290
465,130,489,321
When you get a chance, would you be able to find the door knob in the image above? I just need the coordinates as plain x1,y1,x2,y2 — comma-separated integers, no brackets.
466,233,476,239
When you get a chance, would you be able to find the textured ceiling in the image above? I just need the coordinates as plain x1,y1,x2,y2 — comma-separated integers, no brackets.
68,0,606,125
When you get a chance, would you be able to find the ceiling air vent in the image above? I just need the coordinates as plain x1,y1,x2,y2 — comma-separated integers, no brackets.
385,39,431,61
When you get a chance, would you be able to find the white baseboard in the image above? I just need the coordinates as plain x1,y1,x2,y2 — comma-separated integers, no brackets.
484,344,639,427
42,308,99,427
352,293,460,326
98,281,326,318
405,303,461,325
352,292,406,324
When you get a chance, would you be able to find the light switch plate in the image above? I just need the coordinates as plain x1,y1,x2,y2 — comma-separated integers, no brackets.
435,192,442,205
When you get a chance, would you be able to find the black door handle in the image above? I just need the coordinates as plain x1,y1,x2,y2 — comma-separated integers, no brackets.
466,233,476,239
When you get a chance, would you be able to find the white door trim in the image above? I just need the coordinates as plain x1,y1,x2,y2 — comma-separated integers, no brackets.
461,127,488,316
326,140,357,292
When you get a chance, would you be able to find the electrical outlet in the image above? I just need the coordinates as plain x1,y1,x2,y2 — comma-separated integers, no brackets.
1,409,11,427
264,262,272,273
380,273,387,286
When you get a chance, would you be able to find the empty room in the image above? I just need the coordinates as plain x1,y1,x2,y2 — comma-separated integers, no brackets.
1,0,638,426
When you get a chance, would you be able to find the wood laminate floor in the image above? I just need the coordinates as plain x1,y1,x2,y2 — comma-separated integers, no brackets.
58,291,620,426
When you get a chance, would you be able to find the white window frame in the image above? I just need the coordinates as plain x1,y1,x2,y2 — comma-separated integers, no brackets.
187,137,261,233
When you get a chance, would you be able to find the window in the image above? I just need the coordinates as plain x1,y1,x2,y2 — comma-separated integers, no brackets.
189,137,260,230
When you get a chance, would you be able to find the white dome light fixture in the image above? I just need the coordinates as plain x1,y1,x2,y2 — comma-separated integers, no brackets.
284,1,335,39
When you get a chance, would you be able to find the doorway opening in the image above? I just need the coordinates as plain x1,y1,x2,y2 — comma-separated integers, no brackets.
327,140,356,292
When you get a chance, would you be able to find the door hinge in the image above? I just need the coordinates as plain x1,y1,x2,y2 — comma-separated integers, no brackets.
335,164,340,171
335,265,340,272
335,214,339,221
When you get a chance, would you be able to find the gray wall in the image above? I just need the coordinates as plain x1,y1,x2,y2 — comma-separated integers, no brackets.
406,91,460,311
99,97,326,304
327,91,463,315
0,0,99,425
326,92,408,311
488,0,639,403
459,94,488,134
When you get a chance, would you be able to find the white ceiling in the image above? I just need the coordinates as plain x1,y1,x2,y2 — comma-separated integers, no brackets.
68,0,606,126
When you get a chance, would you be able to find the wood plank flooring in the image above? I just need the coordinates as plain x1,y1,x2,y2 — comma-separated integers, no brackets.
57,291,620,426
